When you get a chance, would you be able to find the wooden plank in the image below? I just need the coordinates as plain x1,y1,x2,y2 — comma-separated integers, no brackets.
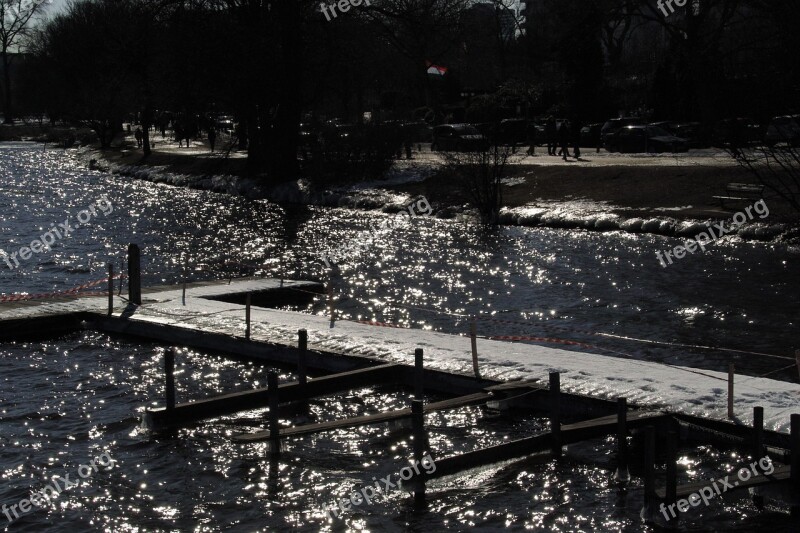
655,465,791,499
144,363,404,429
428,411,668,479
673,413,792,450
485,380,547,392
233,391,493,443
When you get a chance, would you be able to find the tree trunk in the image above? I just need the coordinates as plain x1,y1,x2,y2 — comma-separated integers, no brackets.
141,106,152,156
270,0,302,182
1,50,12,124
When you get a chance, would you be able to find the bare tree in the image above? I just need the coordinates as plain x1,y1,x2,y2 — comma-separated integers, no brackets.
732,145,800,214
0,0,48,123
440,144,518,225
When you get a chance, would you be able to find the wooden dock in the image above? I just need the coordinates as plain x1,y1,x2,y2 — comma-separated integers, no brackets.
2,244,799,525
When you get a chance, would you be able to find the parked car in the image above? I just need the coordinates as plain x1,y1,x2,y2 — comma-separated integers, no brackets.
601,117,644,149
670,122,710,148
605,125,689,153
496,119,530,146
764,115,800,147
712,118,764,149
431,124,490,151
580,123,603,148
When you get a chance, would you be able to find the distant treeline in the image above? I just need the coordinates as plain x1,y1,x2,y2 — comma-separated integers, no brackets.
7,0,799,183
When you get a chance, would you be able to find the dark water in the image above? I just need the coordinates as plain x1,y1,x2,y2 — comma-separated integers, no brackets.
1,143,798,531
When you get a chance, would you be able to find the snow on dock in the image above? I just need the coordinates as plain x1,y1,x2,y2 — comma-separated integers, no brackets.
2,277,798,433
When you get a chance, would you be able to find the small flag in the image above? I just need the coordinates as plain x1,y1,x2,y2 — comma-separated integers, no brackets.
425,61,447,77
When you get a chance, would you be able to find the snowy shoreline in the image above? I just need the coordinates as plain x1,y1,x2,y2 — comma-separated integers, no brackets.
80,147,795,245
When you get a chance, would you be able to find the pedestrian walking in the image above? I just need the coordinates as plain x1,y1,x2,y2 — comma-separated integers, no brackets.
134,127,143,148
572,118,582,159
546,116,557,156
558,120,571,161
208,128,217,152
526,121,537,156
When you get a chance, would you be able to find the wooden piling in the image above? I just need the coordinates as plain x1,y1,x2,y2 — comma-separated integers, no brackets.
107,263,114,316
127,243,141,305
182,280,186,306
796,349,800,382
268,372,281,455
666,430,678,518
165,348,176,410
728,364,735,419
411,399,426,505
470,317,480,379
549,372,561,458
791,413,799,489
753,406,764,460
643,426,655,519
327,282,336,324
415,348,424,400
616,397,628,482
297,329,308,388
245,292,251,340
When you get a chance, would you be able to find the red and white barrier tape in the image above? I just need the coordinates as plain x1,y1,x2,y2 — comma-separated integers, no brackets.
0,275,122,303
485,335,593,349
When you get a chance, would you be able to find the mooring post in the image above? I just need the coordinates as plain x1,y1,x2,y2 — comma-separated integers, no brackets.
165,348,176,411
411,399,426,506
327,282,336,325
107,263,114,316
268,372,281,456
298,329,308,388
666,430,678,520
549,372,561,458
796,349,800,381
643,426,656,521
791,414,800,489
727,364,735,419
753,406,764,460
127,243,141,305
616,397,629,482
245,292,252,340
415,348,424,400
470,317,481,380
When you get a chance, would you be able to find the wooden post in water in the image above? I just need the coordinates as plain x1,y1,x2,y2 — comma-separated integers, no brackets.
728,364,735,420
549,372,561,458
615,397,629,482
327,282,336,325
415,348,424,400
796,350,800,382
666,430,678,521
411,399,426,506
298,329,308,413
165,348,176,411
298,329,308,388
107,263,114,316
791,414,800,489
643,426,656,521
470,317,480,380
753,406,764,460
268,372,281,456
127,244,141,305
245,293,251,340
